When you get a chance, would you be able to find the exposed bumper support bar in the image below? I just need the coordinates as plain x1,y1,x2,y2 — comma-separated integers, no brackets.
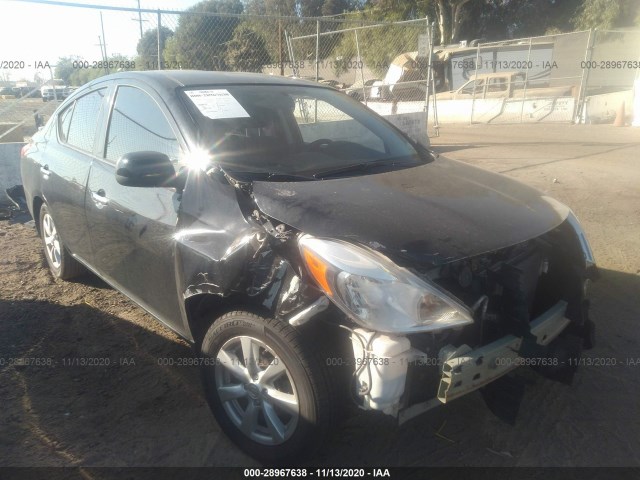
437,300,569,403
398,301,571,424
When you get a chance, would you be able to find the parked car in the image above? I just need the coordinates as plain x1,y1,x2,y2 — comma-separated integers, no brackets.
40,85,70,102
318,79,349,90
435,71,575,101
344,78,382,101
0,86,16,99
21,71,596,464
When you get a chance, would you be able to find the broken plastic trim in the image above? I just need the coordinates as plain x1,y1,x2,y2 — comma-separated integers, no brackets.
287,296,330,327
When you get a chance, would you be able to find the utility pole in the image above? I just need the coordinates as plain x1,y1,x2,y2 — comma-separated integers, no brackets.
100,12,110,74
137,0,143,39
131,0,148,40
96,35,105,60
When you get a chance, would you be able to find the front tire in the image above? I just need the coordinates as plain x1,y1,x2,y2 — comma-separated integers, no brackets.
39,204,84,280
200,311,337,464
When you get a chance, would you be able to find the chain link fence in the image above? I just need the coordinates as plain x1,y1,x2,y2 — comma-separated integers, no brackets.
438,30,590,124
1,1,640,142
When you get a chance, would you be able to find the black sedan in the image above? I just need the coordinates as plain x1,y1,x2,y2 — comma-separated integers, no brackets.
20,71,596,464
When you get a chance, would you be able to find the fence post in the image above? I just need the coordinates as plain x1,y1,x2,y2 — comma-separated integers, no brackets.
424,18,431,121
354,30,367,105
315,20,320,82
279,18,284,76
157,10,162,70
429,22,439,136
519,36,533,123
48,65,58,102
470,41,481,124
575,29,595,123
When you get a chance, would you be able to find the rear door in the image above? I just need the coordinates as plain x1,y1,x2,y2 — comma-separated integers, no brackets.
85,81,187,334
40,85,109,261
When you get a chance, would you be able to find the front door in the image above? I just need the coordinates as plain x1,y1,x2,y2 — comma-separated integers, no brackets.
85,83,187,334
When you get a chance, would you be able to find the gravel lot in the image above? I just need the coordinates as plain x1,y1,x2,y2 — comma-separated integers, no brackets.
1,123,639,467
0,98,59,125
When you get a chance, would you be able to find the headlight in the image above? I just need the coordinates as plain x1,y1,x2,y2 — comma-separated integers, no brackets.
299,236,473,333
566,211,596,268
542,196,595,269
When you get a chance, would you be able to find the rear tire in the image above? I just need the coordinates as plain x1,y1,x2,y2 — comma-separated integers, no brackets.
200,311,337,464
39,204,84,280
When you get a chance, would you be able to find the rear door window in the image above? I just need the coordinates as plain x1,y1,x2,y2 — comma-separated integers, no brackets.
64,89,106,153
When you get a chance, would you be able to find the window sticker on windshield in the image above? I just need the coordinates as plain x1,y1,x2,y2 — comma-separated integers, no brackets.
184,89,250,120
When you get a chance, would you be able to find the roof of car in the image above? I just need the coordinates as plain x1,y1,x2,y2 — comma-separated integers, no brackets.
89,70,325,94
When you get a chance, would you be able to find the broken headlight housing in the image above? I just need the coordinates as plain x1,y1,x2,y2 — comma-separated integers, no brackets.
299,235,473,333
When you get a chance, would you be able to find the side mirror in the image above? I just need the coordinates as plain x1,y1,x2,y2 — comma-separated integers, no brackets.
115,151,176,188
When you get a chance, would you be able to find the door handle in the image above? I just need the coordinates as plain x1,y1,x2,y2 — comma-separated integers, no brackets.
40,164,50,178
91,189,109,206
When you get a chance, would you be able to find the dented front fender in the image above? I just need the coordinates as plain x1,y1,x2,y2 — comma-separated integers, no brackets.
175,168,324,339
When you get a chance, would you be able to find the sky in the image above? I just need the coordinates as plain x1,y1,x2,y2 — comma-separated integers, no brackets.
0,0,203,82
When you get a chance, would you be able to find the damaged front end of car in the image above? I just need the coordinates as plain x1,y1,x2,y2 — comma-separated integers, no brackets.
290,214,596,425
397,213,597,424
174,159,597,427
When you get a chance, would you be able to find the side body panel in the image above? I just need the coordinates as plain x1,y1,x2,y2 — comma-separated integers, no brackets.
85,160,185,331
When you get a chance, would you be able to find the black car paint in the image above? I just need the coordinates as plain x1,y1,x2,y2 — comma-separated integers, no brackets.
22,70,578,348
252,158,570,270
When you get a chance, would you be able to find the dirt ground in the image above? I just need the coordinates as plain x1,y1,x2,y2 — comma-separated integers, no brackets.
1,123,639,467
0,98,60,142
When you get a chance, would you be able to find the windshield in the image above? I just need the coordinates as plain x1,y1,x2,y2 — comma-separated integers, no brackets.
180,84,430,180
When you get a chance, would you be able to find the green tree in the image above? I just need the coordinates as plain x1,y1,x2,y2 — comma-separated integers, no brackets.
362,0,473,45
163,0,244,71
434,0,475,44
459,0,582,40
573,0,640,30
137,26,174,70
243,0,310,72
321,0,349,15
55,56,83,85
57,55,135,86
224,24,270,72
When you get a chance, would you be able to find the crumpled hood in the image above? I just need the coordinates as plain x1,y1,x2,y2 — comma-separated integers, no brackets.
252,158,570,268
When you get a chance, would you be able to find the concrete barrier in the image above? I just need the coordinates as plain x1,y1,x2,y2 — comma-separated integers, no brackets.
0,142,24,205
583,90,634,124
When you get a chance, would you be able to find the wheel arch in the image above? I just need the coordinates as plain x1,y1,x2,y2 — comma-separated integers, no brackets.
184,292,274,348
32,196,44,235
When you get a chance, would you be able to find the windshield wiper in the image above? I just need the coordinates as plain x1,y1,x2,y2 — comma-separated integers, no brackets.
240,171,315,181
312,158,418,179
220,168,315,182
266,172,315,181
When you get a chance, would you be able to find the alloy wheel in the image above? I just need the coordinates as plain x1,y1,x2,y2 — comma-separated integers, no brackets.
215,335,299,446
